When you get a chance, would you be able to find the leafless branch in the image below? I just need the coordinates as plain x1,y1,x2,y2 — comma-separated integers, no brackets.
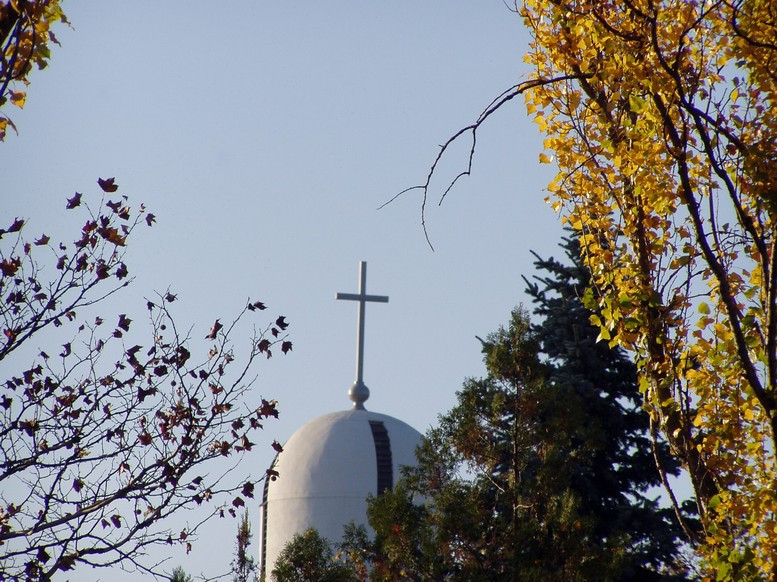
0,181,291,580
381,73,592,250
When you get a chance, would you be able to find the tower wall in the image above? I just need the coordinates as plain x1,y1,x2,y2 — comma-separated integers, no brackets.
260,409,422,576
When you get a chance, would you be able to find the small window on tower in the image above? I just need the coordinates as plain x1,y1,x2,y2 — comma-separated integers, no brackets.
369,421,393,495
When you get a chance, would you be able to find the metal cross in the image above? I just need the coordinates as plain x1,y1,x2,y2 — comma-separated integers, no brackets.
336,261,389,410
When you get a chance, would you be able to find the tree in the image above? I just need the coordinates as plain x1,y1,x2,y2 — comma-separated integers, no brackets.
524,235,695,576
365,306,690,580
521,2,777,576
270,528,358,582
404,1,776,576
0,0,67,140
0,179,292,580
232,511,257,582
170,565,193,582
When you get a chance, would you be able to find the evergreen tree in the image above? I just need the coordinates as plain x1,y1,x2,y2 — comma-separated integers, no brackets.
370,310,633,580
523,235,694,577
364,240,693,580
170,566,193,582
271,529,358,582
232,511,258,582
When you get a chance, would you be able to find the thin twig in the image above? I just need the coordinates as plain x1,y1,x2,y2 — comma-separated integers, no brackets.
381,73,593,250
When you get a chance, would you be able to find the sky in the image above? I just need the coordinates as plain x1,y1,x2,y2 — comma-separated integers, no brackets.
2,2,566,579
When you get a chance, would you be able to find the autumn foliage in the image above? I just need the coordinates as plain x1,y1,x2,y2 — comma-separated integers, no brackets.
0,0,67,140
519,0,777,577
407,0,777,577
0,179,291,580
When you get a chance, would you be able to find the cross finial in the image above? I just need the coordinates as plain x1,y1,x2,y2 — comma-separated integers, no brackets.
336,261,389,410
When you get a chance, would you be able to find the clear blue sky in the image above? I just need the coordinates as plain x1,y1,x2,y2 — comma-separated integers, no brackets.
2,2,565,579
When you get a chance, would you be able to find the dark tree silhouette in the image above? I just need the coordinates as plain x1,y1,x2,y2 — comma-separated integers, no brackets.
361,240,694,580
0,179,291,580
232,511,257,582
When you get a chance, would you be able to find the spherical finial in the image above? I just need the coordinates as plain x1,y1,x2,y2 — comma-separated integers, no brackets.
348,380,369,410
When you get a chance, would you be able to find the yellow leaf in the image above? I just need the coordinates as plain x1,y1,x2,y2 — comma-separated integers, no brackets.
628,94,645,113
569,91,580,110
539,152,551,164
10,91,26,108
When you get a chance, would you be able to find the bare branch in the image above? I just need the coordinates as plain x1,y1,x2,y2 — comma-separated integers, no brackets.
380,73,593,250
0,180,290,580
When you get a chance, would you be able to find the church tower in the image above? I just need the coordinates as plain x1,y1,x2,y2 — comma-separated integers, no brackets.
258,262,422,577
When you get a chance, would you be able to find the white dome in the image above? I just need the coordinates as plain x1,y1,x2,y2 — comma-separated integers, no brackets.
259,408,422,575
